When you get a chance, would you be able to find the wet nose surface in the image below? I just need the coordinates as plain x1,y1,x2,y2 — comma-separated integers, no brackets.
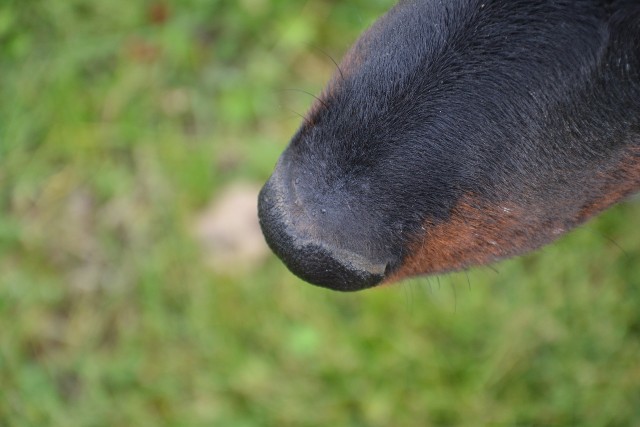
257,170,387,291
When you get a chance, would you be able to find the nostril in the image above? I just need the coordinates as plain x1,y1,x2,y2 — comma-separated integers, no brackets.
258,172,387,291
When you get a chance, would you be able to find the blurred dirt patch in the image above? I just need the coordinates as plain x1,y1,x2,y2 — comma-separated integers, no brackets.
194,183,269,274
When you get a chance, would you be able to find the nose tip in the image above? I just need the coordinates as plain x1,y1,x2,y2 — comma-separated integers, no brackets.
257,172,387,291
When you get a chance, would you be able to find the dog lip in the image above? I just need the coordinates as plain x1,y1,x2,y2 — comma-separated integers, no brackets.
275,235,388,291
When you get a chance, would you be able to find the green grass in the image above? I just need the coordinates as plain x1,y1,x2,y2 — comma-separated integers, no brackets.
1,1,639,426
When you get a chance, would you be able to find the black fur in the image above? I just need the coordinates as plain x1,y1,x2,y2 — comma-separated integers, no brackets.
258,0,640,291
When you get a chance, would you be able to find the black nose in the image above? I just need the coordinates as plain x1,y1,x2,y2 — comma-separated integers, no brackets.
257,166,387,291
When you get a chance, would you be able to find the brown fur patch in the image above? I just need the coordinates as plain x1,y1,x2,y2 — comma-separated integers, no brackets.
384,199,543,283
386,146,640,283
576,146,640,222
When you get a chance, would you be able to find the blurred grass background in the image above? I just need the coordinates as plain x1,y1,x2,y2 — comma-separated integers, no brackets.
1,1,639,425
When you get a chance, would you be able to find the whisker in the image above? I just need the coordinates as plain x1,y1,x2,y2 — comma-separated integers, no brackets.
596,230,629,259
309,44,345,83
282,88,330,111
426,277,433,295
485,264,500,275
284,107,313,127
